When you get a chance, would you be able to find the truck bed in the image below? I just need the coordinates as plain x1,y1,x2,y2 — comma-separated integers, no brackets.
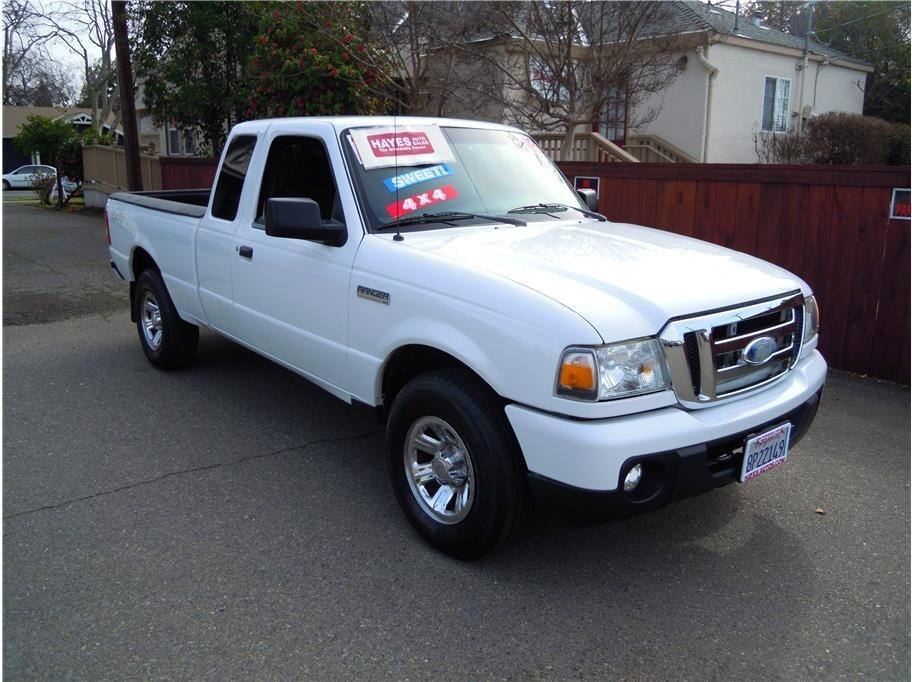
107,189,210,325
108,189,211,218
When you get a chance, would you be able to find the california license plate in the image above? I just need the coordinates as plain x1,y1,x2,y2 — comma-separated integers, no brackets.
740,423,792,482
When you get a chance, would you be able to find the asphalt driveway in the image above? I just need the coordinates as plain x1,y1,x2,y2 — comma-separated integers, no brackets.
3,203,909,679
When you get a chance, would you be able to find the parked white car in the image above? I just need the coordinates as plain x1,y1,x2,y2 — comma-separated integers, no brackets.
2,164,79,193
106,116,826,558
2,164,57,189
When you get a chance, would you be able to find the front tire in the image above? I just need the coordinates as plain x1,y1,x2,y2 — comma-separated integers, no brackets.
133,269,198,370
387,369,529,559
2,180,9,190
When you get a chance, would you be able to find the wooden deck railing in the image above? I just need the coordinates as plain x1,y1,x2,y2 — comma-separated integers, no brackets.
532,131,639,163
625,134,698,163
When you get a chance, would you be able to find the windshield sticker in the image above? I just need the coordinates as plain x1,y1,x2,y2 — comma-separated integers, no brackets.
383,164,452,193
385,185,459,219
349,126,455,170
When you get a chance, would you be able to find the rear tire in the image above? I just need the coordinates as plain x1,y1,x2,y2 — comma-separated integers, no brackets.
387,369,529,559
133,269,198,370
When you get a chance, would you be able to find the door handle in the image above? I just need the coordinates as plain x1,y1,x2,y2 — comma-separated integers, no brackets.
238,245,253,259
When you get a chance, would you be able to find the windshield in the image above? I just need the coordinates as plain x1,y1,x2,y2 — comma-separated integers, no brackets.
341,125,587,231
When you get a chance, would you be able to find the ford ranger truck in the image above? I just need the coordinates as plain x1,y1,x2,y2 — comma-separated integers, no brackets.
106,116,826,559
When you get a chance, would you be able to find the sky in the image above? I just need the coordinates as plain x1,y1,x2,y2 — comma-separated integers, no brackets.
31,0,104,102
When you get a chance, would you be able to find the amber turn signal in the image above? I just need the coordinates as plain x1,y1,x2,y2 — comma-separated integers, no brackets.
558,351,597,396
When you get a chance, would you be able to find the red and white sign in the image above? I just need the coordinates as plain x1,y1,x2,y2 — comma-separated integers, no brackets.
385,185,459,219
349,126,455,170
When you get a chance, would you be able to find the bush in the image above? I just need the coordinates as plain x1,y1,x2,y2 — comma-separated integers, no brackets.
59,138,84,188
804,112,892,165
753,128,810,164
887,123,911,165
753,113,906,165
80,127,115,146
30,170,57,205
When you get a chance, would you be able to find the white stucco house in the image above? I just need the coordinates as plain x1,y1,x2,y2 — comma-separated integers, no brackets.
406,1,873,164
627,1,873,163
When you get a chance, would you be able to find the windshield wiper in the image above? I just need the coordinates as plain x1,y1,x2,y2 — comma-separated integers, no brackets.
378,211,526,230
508,203,607,221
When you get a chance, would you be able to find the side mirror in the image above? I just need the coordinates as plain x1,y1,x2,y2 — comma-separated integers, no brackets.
576,188,599,212
265,197,347,247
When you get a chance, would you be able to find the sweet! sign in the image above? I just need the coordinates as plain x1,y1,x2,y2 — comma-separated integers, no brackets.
349,126,455,170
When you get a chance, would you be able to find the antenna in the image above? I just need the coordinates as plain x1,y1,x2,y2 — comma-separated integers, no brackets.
393,108,404,241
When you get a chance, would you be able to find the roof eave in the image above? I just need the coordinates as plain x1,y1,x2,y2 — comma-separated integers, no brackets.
711,33,874,72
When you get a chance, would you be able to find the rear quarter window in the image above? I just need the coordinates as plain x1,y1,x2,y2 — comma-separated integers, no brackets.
211,135,257,221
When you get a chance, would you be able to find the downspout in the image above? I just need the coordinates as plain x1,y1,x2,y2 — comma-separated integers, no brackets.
695,45,718,163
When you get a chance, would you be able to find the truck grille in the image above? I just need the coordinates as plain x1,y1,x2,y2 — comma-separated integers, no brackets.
659,292,805,406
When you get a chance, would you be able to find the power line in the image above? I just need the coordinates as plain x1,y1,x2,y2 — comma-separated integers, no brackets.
811,5,905,35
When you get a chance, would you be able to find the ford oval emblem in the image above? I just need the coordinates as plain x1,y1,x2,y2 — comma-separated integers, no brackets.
743,336,778,365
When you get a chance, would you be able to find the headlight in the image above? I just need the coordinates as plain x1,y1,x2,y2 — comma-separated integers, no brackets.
556,338,669,401
804,295,819,341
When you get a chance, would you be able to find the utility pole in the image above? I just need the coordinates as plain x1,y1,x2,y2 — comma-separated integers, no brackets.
112,0,142,191
796,0,815,135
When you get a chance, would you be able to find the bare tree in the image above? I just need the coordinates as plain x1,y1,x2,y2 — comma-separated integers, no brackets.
5,57,74,105
45,0,115,131
455,1,686,159
3,0,66,103
315,1,494,116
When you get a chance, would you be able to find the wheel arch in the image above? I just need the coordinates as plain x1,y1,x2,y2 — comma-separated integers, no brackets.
129,246,160,322
131,246,159,280
379,343,504,417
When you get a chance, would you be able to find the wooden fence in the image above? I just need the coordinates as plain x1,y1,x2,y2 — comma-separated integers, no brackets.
82,144,162,194
159,156,218,190
82,146,218,206
557,162,911,383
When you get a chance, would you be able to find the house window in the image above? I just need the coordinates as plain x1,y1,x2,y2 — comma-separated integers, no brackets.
530,57,562,103
761,76,791,133
168,126,181,155
166,124,196,155
599,82,629,145
529,56,577,103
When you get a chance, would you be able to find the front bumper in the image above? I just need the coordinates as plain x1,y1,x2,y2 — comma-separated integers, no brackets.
506,350,826,523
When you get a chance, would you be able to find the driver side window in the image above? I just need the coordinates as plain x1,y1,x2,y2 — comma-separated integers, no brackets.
254,136,342,228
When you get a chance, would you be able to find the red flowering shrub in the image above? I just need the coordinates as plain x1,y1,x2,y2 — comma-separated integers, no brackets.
246,2,384,118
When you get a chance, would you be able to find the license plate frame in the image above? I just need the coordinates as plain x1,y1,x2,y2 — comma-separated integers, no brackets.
739,422,792,482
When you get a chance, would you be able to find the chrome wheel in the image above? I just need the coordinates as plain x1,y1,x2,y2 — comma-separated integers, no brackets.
140,291,163,351
404,416,475,525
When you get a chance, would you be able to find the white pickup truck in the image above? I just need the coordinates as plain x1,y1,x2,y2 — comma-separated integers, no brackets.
107,116,825,558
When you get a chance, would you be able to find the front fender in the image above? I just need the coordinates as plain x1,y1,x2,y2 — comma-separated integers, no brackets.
346,236,603,415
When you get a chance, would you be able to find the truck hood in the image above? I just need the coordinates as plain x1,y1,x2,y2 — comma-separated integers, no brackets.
398,220,807,342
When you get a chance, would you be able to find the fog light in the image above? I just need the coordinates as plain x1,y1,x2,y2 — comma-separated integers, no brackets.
623,464,643,492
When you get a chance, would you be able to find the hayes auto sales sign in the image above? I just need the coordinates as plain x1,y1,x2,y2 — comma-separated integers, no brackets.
348,126,456,170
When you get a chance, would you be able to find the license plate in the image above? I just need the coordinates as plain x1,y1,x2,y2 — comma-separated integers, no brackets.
740,423,792,482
